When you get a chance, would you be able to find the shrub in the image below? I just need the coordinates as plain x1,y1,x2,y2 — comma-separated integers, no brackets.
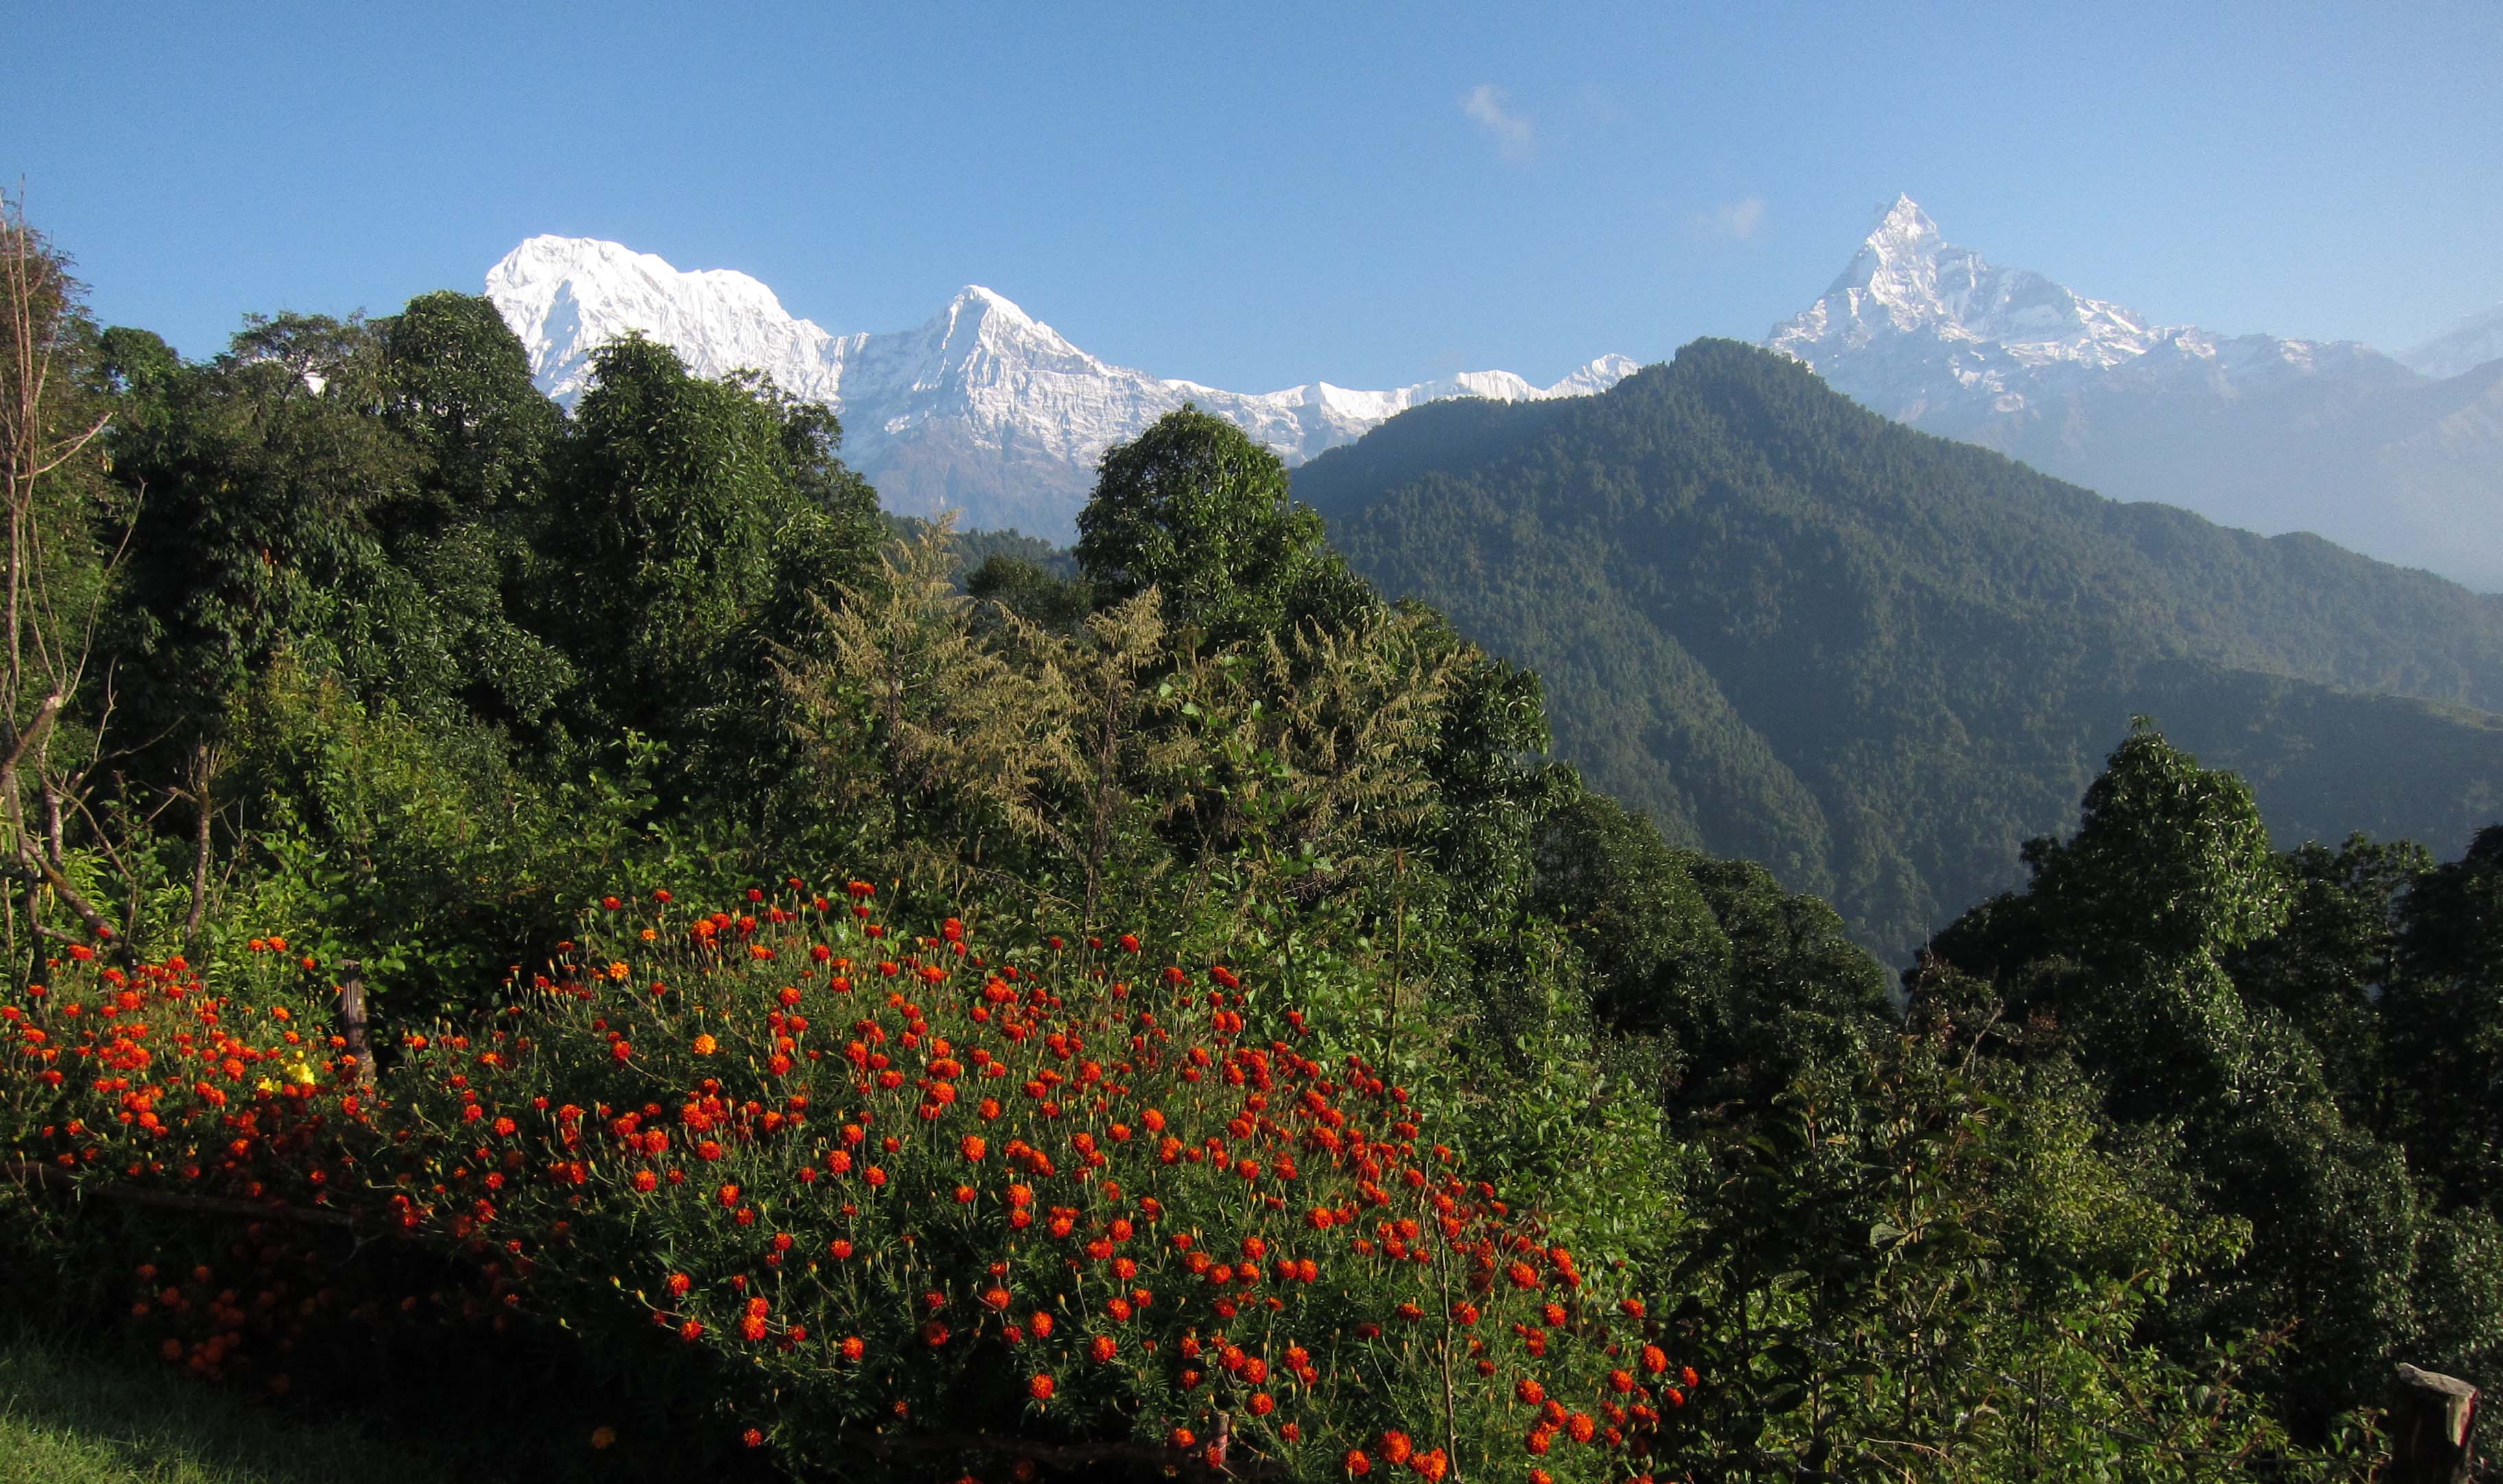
6,884,1700,1482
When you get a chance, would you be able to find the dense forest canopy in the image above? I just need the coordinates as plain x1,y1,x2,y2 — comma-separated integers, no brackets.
1295,340,2503,961
4,207,2500,1482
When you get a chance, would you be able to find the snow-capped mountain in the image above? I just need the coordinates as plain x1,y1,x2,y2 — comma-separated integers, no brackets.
1767,196,2406,427
2403,303,2503,381
1766,197,2503,591
486,236,1634,537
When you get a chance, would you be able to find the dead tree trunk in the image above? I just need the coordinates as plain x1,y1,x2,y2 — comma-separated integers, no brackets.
335,959,374,1092
2389,1363,2480,1484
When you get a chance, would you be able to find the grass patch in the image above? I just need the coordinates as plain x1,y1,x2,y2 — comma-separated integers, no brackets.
0,1327,469,1484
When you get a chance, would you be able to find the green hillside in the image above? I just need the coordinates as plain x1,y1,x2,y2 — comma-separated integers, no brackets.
1295,340,2503,958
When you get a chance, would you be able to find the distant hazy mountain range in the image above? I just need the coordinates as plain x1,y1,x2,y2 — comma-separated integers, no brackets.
484,236,1632,539
1768,197,2503,590
486,204,2502,585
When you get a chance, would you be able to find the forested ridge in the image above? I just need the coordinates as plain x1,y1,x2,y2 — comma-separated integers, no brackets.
4,205,2502,1482
1296,340,2503,960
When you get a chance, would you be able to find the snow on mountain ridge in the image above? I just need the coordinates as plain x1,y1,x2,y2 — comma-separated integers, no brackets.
1766,196,2401,425
1763,196,2503,592
2402,303,2503,381
484,235,1633,536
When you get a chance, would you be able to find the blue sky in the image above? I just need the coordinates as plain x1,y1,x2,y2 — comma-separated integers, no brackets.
11,2,2500,390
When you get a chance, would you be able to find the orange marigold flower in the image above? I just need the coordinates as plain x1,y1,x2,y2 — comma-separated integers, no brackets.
1344,1450,1372,1476
1641,1343,1668,1375
961,1135,987,1162
1381,1432,1413,1465
1088,1334,1118,1363
1027,1372,1055,1401
840,1336,865,1361
741,1428,763,1448
1566,1413,1596,1444
692,1034,718,1055
1516,1378,1544,1406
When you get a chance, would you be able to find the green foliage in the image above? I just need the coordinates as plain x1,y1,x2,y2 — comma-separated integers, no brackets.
1933,729,2503,1437
12,248,2498,1483
2385,826,2503,1212
1076,405,1362,641
539,338,881,779
1297,340,2503,961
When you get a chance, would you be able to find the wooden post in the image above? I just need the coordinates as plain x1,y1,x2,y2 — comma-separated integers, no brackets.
2389,1363,2479,1484
336,958,373,1092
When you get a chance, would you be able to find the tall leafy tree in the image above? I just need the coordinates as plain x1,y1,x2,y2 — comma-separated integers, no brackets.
2386,825,2503,1213
1075,405,1360,641
539,338,882,806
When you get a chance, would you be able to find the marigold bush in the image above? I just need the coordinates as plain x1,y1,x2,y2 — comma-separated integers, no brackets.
5,883,1701,1481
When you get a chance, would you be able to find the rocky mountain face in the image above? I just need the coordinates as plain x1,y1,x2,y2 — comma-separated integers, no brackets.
1766,198,2503,591
486,236,1632,538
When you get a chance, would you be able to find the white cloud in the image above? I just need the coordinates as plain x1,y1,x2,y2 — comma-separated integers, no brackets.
1691,196,1767,241
1463,84,1533,161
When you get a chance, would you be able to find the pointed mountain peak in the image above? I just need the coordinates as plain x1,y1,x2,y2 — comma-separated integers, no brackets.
1849,195,1951,280
948,284,1036,325
1870,193,1938,244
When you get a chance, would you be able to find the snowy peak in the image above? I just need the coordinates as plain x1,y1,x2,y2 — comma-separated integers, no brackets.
1759,196,2503,591
486,235,843,404
1830,194,1948,299
1778,196,2169,383
483,237,1632,538
2402,303,2503,380
1766,196,2401,423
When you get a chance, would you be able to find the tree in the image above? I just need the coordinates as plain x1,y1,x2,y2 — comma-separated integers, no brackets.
1075,405,1355,641
2386,825,2503,1212
539,337,881,792
0,190,130,956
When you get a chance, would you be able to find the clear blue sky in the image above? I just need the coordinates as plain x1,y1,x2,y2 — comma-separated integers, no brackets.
10,1,2499,390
